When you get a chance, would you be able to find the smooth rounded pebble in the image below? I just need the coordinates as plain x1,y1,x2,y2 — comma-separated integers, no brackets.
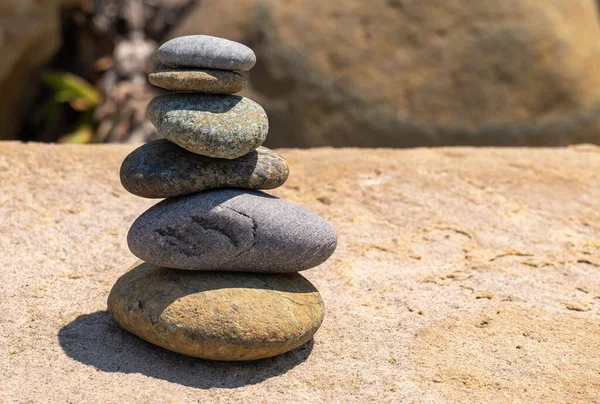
127,189,338,272
147,94,268,159
108,261,324,361
157,35,256,71
120,140,289,198
148,68,246,94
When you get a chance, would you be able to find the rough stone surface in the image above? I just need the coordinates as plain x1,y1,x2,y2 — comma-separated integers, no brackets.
2,142,600,402
174,0,600,148
148,68,246,94
108,262,325,361
148,94,268,159
120,140,289,198
127,189,337,271
157,35,256,71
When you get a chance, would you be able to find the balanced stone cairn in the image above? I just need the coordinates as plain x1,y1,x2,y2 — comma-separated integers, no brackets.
108,35,338,361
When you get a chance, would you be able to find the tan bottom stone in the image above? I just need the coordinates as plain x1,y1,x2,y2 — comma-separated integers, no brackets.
107,261,324,361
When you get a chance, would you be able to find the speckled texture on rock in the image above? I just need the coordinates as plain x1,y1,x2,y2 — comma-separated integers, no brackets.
127,189,338,271
157,35,256,71
147,94,268,159
120,140,289,198
107,261,324,361
148,68,246,94
3,143,600,403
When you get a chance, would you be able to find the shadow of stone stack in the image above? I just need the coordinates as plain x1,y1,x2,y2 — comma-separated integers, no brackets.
108,35,338,361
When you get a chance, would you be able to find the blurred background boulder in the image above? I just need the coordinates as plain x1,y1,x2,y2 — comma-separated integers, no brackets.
0,0,69,141
3,0,600,147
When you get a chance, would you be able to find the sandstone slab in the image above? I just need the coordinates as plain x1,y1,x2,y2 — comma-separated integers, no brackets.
2,142,600,402
120,140,288,198
127,189,337,271
148,94,268,159
157,35,256,71
148,68,246,94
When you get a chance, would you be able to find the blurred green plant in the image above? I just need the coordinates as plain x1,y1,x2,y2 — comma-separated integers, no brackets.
40,72,101,144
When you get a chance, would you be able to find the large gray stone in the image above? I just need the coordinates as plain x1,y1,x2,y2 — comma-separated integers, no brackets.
127,189,338,272
147,93,268,159
120,140,289,198
157,35,256,71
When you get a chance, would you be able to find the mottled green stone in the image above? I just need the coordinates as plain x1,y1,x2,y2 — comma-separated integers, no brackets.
147,94,268,159
120,140,289,198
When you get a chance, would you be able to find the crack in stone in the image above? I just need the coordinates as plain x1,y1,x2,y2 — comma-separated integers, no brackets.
222,205,258,258
271,292,317,307
153,206,258,260
253,277,316,307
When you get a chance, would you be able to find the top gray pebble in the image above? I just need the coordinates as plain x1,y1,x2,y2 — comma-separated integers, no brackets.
157,35,256,71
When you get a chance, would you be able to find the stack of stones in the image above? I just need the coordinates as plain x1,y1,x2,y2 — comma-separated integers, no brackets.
107,35,338,361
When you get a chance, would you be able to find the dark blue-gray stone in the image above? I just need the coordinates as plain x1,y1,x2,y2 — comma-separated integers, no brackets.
157,35,256,71
120,140,289,198
127,189,338,272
